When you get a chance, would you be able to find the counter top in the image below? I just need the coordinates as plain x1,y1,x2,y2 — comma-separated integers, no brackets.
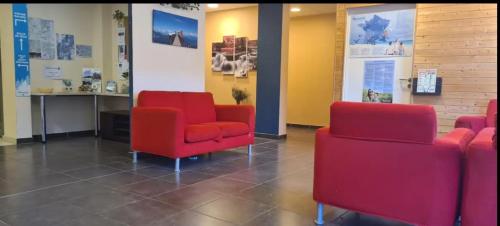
31,92,130,97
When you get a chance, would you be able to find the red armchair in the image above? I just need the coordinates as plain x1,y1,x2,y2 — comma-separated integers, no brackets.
460,127,497,226
313,102,475,226
131,91,255,172
455,99,497,134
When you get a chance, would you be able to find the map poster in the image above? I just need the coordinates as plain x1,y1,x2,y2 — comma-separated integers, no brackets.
28,17,55,60
349,8,415,58
362,60,395,103
416,69,437,93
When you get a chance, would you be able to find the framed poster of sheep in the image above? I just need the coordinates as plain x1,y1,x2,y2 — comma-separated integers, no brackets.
211,36,257,78
152,10,198,49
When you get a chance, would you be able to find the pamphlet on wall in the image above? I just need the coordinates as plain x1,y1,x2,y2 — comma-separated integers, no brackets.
416,69,437,93
43,66,63,79
82,68,102,93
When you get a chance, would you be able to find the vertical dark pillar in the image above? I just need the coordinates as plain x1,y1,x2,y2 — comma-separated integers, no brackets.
255,4,284,137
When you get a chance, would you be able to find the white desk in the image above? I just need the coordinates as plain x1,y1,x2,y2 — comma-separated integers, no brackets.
31,92,129,143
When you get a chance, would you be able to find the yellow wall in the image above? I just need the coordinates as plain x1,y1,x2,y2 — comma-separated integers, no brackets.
287,13,336,127
205,6,258,105
0,4,17,140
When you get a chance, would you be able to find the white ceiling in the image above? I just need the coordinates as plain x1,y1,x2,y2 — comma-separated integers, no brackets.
205,4,337,17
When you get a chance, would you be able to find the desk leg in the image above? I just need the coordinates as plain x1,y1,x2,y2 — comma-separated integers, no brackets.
94,95,98,137
40,96,47,143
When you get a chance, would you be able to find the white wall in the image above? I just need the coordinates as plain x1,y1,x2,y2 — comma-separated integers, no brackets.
132,4,206,101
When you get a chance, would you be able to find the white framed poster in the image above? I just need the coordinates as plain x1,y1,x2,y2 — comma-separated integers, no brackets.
349,8,415,58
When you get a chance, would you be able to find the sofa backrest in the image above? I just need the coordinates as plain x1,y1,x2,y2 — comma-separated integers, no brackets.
137,91,216,124
182,92,216,124
329,101,437,144
137,91,184,109
486,99,497,127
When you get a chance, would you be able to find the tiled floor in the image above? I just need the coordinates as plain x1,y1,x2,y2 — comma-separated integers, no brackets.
0,127,413,226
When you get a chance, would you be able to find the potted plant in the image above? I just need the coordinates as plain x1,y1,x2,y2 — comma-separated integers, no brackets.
112,10,126,27
232,87,249,105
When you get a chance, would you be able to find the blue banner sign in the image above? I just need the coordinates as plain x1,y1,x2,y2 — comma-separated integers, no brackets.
12,4,31,97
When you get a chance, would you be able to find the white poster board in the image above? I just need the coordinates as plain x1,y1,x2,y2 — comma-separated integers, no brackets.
342,4,416,104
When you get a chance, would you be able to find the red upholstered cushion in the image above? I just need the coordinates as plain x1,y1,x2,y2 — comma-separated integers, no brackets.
486,99,497,127
184,124,221,143
182,92,216,124
137,91,184,110
202,121,250,138
330,102,436,144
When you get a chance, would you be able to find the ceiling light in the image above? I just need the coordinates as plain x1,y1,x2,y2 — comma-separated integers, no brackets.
207,4,219,9
290,7,301,12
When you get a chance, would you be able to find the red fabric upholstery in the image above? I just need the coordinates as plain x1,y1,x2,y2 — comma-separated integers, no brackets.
455,99,497,134
185,124,221,143
315,102,474,226
461,128,497,226
329,102,436,144
131,91,254,160
486,99,497,127
202,122,250,138
137,91,183,109
182,92,216,124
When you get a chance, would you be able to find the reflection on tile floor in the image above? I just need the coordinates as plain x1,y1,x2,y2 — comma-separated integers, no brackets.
0,127,413,226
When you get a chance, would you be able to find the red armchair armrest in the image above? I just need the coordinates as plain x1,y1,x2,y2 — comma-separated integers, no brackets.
437,128,475,152
455,115,486,134
131,107,185,158
215,105,255,132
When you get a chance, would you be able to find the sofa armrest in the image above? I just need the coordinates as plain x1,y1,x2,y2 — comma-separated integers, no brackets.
131,107,184,157
215,105,255,132
437,128,475,152
455,115,487,134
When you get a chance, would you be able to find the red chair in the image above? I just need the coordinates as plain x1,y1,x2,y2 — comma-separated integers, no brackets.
313,102,474,226
460,125,497,226
131,91,255,172
455,99,497,134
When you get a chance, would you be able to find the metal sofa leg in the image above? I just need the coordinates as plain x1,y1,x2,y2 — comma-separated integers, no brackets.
248,144,253,156
132,151,138,163
314,202,324,225
175,158,180,173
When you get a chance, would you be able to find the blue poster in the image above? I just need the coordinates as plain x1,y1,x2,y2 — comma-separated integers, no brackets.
12,4,31,96
152,10,198,49
363,60,394,103
349,8,415,57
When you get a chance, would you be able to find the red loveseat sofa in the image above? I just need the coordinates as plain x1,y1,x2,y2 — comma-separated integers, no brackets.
460,118,497,226
131,91,255,172
455,99,497,134
313,102,474,226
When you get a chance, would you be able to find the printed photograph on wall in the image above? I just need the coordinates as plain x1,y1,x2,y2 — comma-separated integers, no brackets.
56,33,75,60
247,40,258,70
349,8,415,57
152,10,198,49
222,35,235,61
28,17,55,60
76,45,92,58
211,42,224,72
362,60,394,103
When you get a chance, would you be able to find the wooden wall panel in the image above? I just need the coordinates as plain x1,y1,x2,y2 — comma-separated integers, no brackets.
333,3,497,133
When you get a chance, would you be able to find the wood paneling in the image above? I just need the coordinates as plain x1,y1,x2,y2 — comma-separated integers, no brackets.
334,4,497,133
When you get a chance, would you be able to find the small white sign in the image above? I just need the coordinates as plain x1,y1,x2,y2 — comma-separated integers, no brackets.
416,69,437,93
43,65,63,79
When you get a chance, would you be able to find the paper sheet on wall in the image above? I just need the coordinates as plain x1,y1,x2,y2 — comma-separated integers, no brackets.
117,27,126,45
362,60,395,103
416,69,437,93
43,66,63,79
28,17,56,60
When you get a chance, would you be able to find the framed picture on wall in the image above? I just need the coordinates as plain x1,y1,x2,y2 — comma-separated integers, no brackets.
152,10,198,49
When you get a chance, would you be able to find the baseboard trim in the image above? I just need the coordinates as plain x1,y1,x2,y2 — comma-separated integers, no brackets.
32,130,96,142
287,123,323,129
17,138,34,144
254,133,287,140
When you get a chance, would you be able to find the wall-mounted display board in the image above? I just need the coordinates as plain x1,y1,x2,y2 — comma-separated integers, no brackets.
342,4,416,104
412,69,442,96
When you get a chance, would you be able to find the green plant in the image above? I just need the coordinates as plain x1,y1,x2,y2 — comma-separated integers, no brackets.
160,3,200,11
232,87,249,105
112,10,126,26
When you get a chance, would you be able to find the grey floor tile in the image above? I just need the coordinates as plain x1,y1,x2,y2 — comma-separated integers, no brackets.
87,172,150,187
103,199,181,226
54,213,128,226
130,166,176,178
243,208,316,226
66,188,143,213
157,170,216,185
153,186,223,209
0,172,79,197
147,210,236,226
63,165,121,179
0,201,92,226
118,179,183,197
194,196,273,224
188,177,256,194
